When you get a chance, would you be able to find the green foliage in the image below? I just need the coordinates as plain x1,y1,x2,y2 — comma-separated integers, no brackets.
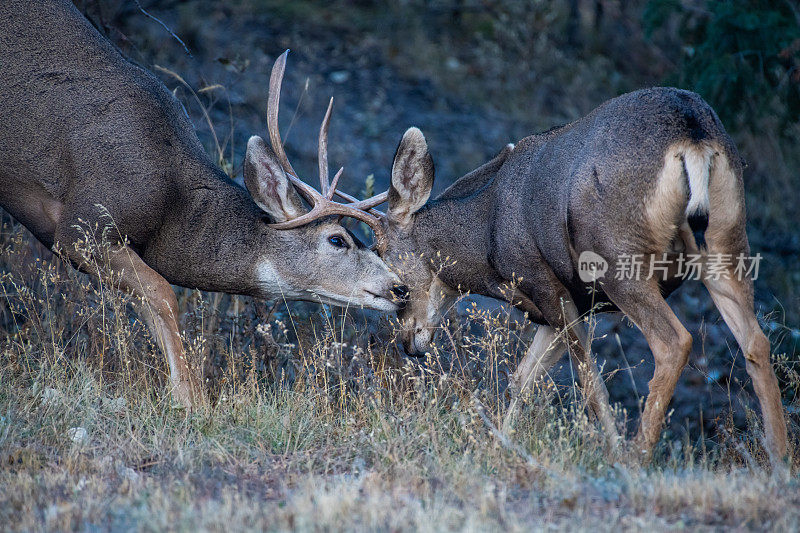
644,0,800,133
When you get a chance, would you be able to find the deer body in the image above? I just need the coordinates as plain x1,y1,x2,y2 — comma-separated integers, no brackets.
1,0,267,296
0,0,404,408
408,89,722,319
383,87,788,464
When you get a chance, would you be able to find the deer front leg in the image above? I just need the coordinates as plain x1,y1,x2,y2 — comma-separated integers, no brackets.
513,325,566,393
561,311,621,447
503,325,565,433
106,246,201,409
508,280,619,446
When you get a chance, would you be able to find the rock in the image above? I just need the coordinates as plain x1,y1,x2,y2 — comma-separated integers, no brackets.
115,462,140,483
67,427,88,445
41,387,63,406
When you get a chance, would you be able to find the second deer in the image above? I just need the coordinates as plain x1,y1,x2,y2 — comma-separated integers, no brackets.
369,87,787,465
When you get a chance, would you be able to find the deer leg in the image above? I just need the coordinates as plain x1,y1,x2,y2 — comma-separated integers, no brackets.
503,325,566,432
560,307,620,445
52,205,202,409
522,290,619,444
513,325,566,393
602,279,692,462
105,246,201,409
703,273,788,464
698,151,789,465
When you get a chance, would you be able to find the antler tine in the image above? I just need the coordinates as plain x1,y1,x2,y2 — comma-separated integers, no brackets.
349,191,389,211
265,51,389,251
318,97,334,197
333,189,389,215
270,192,388,251
267,50,300,180
283,172,324,204
326,167,344,200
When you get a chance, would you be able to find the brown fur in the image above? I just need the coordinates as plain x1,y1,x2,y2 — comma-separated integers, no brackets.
382,89,788,465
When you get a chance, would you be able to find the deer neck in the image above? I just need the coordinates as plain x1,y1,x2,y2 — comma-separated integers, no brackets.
140,161,270,297
412,178,500,294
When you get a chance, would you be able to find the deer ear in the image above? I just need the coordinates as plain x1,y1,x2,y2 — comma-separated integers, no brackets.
388,127,434,227
244,136,306,222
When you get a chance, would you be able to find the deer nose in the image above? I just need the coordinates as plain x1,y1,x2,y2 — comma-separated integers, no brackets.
390,284,409,307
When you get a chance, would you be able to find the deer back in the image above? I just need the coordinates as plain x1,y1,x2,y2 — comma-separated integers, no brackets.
0,0,213,246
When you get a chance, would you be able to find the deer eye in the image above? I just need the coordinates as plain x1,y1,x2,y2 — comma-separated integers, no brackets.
328,235,350,249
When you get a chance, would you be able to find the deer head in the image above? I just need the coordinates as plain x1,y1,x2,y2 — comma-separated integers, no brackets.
244,51,406,311
383,128,458,354
345,127,454,353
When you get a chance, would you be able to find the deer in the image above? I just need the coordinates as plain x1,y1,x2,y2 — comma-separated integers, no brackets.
0,0,406,409
367,88,788,466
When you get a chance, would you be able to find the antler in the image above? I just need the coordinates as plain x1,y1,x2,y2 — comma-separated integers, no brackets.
266,50,389,251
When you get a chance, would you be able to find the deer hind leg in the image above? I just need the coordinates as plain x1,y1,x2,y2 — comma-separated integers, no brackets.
602,278,693,462
698,157,788,463
703,273,788,463
105,246,202,409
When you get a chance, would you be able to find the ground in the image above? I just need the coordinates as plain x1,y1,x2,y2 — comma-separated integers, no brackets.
1,228,798,530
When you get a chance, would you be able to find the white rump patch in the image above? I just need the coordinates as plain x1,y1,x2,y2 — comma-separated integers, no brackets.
645,142,719,247
645,145,688,246
683,145,714,216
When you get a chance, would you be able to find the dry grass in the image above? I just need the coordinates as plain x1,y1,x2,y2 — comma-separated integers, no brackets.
2,215,799,532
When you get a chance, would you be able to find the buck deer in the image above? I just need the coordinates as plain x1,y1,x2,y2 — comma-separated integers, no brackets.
0,0,405,408
370,88,788,465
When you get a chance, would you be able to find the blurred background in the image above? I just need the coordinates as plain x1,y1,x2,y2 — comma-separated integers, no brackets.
29,0,800,439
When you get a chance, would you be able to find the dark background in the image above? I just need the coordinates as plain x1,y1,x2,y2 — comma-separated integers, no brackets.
47,0,800,441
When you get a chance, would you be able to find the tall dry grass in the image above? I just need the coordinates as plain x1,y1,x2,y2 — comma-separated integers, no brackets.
1,212,799,531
